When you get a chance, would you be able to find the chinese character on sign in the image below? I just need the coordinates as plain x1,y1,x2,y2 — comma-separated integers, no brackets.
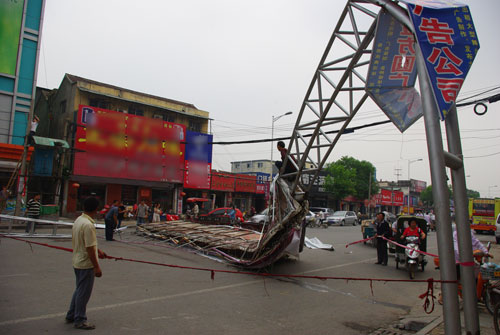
427,47,463,75
436,78,464,103
419,17,454,45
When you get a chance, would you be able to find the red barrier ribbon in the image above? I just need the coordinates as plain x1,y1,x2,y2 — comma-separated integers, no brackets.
345,236,375,248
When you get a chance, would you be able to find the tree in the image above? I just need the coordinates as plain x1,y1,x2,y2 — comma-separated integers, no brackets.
466,188,480,199
324,156,378,200
420,185,479,206
324,162,355,201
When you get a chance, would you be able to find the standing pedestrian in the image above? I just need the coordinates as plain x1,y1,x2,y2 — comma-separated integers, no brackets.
66,196,106,330
374,212,391,266
25,193,41,233
136,200,148,226
116,202,126,229
152,203,161,223
192,202,199,219
104,200,118,241
0,186,9,213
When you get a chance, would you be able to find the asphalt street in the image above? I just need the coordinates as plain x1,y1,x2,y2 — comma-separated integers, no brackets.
0,223,495,334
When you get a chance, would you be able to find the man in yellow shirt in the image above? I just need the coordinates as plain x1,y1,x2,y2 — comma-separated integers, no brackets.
65,197,106,330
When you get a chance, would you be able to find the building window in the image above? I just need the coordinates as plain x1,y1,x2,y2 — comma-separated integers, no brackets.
188,120,201,132
153,114,163,120
235,163,240,169
257,162,263,168
129,107,144,116
164,113,175,123
89,98,108,109
60,100,67,114
246,163,251,169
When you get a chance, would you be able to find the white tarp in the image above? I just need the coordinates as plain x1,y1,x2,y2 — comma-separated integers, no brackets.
304,237,334,251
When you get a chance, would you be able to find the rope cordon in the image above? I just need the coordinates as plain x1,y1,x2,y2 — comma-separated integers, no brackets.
2,234,458,310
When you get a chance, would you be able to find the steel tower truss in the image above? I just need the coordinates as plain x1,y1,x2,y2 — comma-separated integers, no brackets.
282,0,390,195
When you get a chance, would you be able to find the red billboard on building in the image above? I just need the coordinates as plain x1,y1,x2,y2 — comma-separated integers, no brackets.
235,174,256,193
380,189,393,206
393,191,404,206
74,105,185,183
211,172,235,192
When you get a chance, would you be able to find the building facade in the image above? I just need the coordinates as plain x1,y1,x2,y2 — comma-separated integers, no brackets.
0,0,45,191
35,74,210,215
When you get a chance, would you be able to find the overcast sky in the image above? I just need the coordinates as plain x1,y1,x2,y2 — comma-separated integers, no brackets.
37,0,500,197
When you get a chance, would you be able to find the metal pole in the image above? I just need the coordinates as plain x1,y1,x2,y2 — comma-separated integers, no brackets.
416,48,461,334
445,105,480,334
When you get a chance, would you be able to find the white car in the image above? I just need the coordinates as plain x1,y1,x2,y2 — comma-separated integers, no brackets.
250,208,269,225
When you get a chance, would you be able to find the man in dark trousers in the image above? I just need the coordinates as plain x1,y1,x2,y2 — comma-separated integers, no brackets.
374,212,391,265
104,200,118,241
66,196,106,329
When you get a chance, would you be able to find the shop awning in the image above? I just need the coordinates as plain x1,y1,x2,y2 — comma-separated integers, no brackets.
33,136,70,149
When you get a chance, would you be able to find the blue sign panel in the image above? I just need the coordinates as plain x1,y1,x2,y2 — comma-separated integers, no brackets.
402,0,480,120
185,131,213,163
366,10,422,132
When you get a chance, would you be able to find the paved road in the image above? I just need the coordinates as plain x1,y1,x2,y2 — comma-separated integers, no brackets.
0,224,494,334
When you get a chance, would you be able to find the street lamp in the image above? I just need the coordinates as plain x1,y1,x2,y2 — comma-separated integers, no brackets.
270,111,293,177
488,185,498,198
408,158,423,181
407,158,423,214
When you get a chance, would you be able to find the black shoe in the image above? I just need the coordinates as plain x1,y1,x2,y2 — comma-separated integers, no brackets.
382,263,387,266
65,318,74,324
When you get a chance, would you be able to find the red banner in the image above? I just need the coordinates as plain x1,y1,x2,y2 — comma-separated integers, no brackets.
74,105,185,183
211,172,235,192
380,189,392,206
235,174,256,193
393,191,404,206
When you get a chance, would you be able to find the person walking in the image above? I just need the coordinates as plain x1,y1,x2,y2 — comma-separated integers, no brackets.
104,200,118,241
192,202,199,219
374,212,391,266
136,200,148,226
66,197,106,330
25,193,41,233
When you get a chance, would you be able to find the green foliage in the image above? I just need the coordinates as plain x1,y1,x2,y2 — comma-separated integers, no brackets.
420,184,479,206
324,156,378,200
466,188,480,199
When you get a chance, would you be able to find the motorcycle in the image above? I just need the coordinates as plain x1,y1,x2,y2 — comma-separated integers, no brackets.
394,216,428,279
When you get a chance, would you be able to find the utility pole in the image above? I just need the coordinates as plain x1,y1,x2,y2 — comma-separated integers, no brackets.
367,171,372,217
14,111,35,216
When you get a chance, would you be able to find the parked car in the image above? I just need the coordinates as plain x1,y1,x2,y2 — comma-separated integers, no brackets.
326,210,358,226
250,208,270,225
199,207,244,224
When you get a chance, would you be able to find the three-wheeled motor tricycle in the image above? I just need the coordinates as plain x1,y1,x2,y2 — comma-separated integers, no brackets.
393,215,428,279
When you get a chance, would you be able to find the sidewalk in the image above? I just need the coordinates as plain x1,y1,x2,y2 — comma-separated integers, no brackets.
370,239,498,335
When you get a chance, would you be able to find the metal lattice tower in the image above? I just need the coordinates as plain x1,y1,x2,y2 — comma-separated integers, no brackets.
282,0,393,195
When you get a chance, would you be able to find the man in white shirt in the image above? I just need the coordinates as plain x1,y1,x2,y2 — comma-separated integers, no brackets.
66,197,106,330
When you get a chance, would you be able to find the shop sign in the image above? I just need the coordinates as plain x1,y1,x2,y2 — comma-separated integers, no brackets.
211,172,235,192
235,174,256,193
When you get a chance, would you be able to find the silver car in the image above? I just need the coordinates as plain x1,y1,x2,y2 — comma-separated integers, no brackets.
250,208,269,225
326,211,358,226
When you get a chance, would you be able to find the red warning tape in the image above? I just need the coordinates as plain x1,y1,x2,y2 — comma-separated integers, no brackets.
1,234,459,314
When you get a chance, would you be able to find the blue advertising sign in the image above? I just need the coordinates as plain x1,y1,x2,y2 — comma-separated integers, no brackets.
401,0,480,120
366,10,422,132
185,131,213,163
